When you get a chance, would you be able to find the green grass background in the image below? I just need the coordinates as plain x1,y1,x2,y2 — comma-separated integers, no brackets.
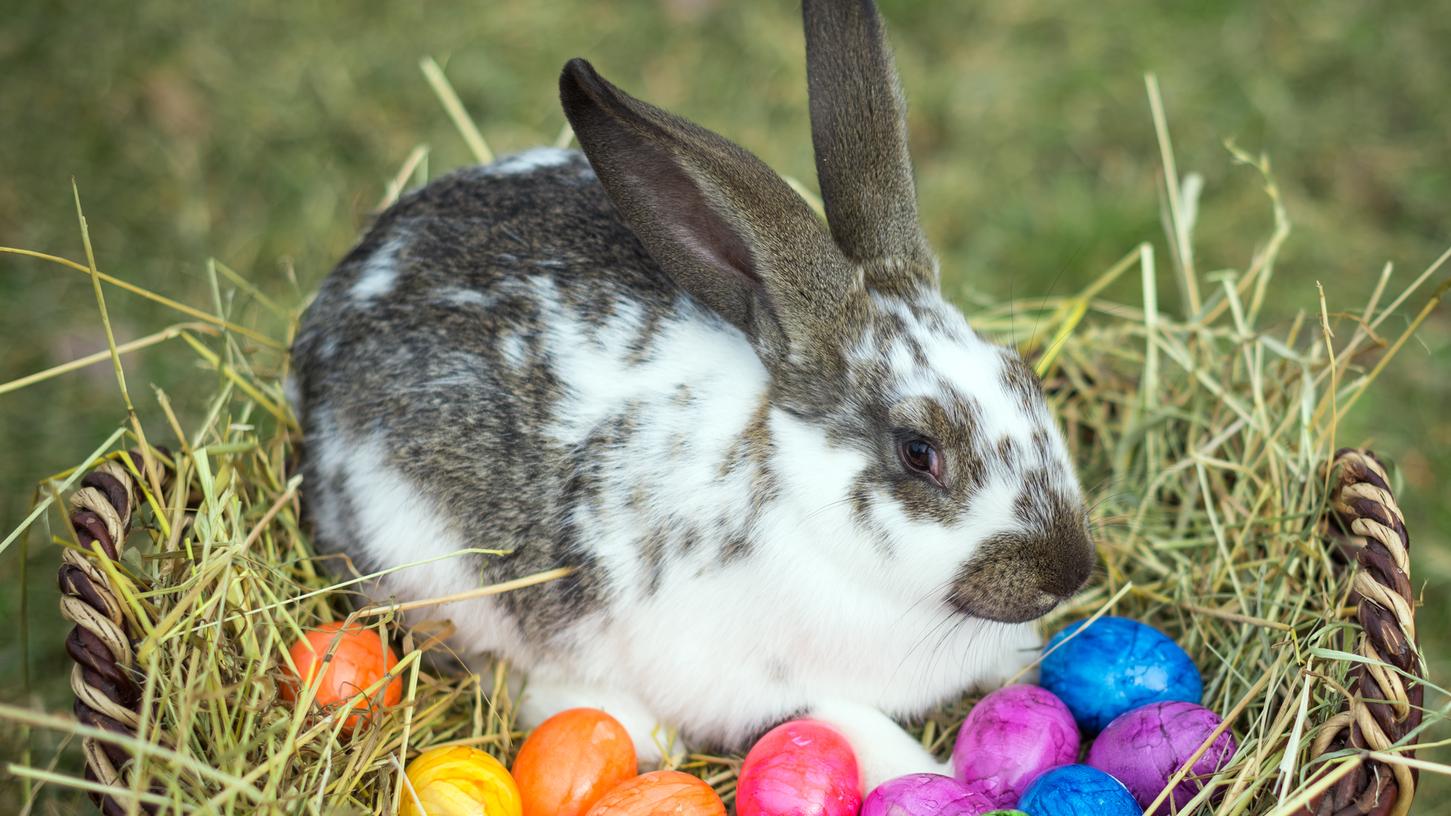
3,0,1449,808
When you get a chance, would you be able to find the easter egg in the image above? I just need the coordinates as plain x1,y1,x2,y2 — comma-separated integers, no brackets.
280,621,402,732
736,720,861,816
1016,765,1139,816
512,708,638,816
952,685,1080,807
861,773,994,816
400,745,522,816
982,812,1030,815
1039,616,1202,733
583,770,726,816
1086,701,1236,814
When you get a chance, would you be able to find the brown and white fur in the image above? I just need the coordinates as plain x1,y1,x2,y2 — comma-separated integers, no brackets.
290,0,1094,788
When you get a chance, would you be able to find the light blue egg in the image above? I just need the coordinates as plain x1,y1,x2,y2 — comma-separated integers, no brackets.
1039,616,1202,733
1017,765,1140,816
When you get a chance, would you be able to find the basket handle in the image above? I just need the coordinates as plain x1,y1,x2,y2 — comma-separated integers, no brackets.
58,450,163,816
1303,448,1423,816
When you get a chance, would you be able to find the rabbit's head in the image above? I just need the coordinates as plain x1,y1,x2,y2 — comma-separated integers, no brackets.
560,0,1093,624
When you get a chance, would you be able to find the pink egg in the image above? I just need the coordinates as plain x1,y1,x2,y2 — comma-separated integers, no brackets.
1086,701,1236,814
951,685,1081,808
737,720,861,816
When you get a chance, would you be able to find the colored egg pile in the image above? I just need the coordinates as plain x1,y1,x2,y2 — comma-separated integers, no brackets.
727,617,1236,816
293,617,1233,815
275,625,727,816
943,615,1233,815
395,707,726,816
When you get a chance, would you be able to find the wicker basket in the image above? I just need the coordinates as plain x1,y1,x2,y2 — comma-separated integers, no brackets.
56,446,1422,815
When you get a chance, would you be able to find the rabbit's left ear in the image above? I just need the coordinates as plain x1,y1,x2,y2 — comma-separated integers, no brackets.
804,0,934,291
560,58,865,370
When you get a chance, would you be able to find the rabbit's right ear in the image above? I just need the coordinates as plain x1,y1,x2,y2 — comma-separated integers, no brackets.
803,0,934,291
559,58,862,368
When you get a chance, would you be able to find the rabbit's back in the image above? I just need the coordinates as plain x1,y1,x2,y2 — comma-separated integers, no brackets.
291,148,766,654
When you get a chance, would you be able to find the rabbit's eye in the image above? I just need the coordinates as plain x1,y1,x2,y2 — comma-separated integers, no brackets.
899,437,945,486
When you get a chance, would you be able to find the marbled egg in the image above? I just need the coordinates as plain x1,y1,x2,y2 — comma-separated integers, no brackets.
1087,701,1236,814
861,773,994,816
1039,616,1202,732
280,622,402,734
400,746,521,816
1016,765,1140,816
736,720,861,816
952,685,1080,807
511,708,638,816
583,770,726,816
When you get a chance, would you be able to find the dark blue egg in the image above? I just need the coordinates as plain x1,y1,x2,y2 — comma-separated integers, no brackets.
1039,616,1202,733
1017,765,1141,816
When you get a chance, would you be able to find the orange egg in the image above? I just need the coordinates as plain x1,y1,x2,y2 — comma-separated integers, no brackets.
512,708,638,816
280,621,402,732
584,771,726,816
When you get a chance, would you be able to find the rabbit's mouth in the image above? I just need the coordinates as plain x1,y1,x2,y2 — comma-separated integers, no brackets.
945,529,1095,623
947,583,1068,624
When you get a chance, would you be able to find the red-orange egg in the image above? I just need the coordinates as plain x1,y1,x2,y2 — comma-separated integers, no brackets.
280,621,401,733
512,708,638,816
584,770,726,816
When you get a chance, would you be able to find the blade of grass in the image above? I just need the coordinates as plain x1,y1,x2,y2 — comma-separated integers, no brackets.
420,56,493,164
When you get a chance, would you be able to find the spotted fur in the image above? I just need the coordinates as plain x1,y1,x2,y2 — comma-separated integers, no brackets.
291,0,1093,788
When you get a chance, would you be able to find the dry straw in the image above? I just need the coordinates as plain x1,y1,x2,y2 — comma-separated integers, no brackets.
2,72,1446,814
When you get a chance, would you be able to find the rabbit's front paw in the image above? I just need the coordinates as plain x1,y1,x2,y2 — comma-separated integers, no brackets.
809,699,949,791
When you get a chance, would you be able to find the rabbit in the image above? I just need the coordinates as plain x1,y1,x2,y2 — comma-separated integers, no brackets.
289,0,1095,789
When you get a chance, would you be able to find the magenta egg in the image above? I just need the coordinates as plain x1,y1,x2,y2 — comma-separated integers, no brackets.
862,773,994,816
952,685,1080,808
737,720,861,816
1086,701,1236,814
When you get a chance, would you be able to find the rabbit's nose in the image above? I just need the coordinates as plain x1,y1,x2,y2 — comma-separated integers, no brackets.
946,522,1094,623
1011,482,1096,599
1036,523,1095,599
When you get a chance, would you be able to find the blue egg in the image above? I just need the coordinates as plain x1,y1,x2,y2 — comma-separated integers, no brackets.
1017,765,1140,816
1039,616,1202,733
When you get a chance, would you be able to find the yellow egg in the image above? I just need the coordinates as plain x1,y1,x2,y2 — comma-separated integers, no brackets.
400,745,522,816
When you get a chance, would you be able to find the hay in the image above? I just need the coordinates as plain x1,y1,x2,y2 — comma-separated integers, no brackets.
3,76,1447,815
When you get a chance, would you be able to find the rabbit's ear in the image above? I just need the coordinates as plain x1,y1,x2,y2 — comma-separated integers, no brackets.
560,58,861,365
803,0,933,290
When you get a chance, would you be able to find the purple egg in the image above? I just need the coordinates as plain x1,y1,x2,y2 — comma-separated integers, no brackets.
862,774,995,816
952,685,1081,808
1086,701,1237,814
